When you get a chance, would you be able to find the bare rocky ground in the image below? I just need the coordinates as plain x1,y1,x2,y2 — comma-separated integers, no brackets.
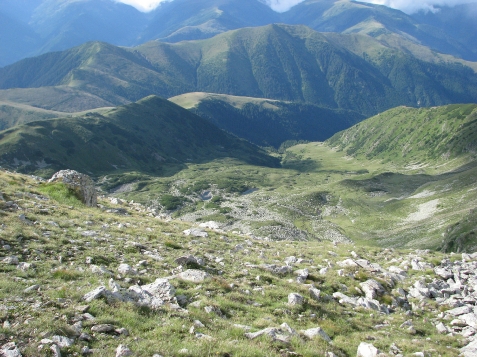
1,169,477,357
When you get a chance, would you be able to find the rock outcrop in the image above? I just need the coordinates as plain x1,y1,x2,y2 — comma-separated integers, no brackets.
48,170,97,207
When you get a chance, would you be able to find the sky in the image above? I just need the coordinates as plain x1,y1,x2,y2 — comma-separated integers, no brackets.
116,0,477,13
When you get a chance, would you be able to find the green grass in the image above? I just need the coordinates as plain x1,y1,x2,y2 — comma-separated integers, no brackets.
36,182,84,207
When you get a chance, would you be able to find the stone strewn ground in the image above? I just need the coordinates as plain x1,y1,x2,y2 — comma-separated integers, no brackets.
0,169,475,356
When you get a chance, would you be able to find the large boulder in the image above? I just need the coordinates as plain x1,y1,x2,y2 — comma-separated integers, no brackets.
48,170,97,207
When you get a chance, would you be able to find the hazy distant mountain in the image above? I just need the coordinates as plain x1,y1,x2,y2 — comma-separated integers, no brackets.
140,0,279,43
411,3,477,61
0,11,41,66
1,24,476,117
0,0,43,23
282,0,477,61
29,0,148,54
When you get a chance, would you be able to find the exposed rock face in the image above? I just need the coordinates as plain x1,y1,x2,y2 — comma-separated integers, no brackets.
48,170,97,206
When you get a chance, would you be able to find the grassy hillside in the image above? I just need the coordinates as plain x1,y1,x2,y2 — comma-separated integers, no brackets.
0,96,279,177
327,104,477,167
170,92,364,147
1,25,477,117
0,168,469,356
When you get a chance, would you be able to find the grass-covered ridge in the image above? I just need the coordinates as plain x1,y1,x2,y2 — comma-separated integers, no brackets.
327,104,477,168
0,95,279,177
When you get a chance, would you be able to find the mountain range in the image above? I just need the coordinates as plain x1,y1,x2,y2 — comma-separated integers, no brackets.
1,0,477,68
1,23,477,119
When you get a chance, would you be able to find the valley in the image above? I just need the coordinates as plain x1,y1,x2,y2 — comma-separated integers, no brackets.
1,1,477,356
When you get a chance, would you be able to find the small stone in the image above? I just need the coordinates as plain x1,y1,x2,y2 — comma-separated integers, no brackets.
2,256,19,265
115,328,129,336
50,344,61,357
357,342,380,357
117,264,136,275
91,324,116,333
288,293,304,306
51,336,74,348
75,305,90,313
436,322,448,334
1,342,22,357
115,345,132,357
301,327,331,342
79,333,92,341
24,285,40,293
83,286,106,302
48,170,97,206
178,269,209,283
183,228,208,237
309,287,321,300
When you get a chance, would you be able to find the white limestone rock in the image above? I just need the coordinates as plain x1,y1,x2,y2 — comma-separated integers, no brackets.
301,327,331,342
178,269,210,283
357,342,380,357
288,293,304,306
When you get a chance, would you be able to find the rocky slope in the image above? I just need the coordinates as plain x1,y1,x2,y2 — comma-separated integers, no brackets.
0,168,476,356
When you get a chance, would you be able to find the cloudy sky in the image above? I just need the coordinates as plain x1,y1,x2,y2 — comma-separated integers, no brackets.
116,0,477,13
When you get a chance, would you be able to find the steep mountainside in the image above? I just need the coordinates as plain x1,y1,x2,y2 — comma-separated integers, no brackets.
0,96,279,177
1,25,477,117
170,92,364,147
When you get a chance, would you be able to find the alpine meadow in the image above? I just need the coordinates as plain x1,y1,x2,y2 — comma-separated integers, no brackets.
1,1,477,357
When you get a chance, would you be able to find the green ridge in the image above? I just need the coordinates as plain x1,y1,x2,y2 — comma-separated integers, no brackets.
0,95,279,177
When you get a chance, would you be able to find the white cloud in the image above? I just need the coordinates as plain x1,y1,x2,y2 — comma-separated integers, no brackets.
356,0,477,14
115,0,170,12
115,0,477,14
260,0,306,12
116,0,307,12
